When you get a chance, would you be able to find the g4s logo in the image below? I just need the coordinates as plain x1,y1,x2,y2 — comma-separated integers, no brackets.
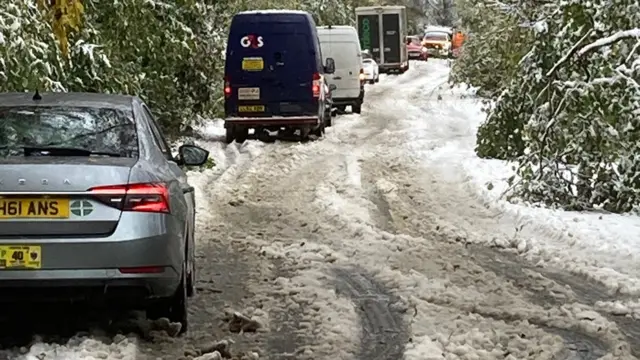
240,34,264,48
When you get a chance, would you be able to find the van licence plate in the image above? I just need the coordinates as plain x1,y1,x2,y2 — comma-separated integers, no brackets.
242,57,264,71
238,105,264,112
238,87,260,100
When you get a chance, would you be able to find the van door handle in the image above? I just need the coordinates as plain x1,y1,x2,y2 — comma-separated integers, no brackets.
333,76,342,79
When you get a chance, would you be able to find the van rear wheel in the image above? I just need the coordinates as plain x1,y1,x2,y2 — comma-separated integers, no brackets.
300,126,311,141
225,127,235,144
352,102,362,114
234,128,249,143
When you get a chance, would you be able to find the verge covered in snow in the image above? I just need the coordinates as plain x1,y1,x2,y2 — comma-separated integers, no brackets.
10,334,138,360
409,61,640,296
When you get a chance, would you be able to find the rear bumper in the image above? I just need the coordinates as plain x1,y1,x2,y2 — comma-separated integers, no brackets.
409,52,428,60
333,97,362,106
0,269,179,304
426,48,449,56
225,116,320,127
0,213,183,303
379,62,408,72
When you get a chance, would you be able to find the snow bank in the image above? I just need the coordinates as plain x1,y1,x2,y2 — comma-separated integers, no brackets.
410,61,640,295
13,334,138,360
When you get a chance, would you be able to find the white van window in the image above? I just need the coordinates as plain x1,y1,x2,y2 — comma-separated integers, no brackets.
320,41,360,68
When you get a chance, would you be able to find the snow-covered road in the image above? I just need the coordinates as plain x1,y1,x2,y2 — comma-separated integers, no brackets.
11,60,640,360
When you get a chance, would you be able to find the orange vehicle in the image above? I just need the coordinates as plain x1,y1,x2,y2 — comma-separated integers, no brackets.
452,30,465,49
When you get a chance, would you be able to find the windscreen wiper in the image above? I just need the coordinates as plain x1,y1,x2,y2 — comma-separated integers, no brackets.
23,146,121,157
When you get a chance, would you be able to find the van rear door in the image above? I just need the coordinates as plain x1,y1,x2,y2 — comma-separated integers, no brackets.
225,18,317,117
321,40,361,99
382,13,401,64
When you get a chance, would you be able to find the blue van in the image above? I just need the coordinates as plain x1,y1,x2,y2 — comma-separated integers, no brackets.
223,10,336,143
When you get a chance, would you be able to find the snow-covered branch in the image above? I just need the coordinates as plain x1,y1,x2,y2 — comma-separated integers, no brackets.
485,0,530,23
577,28,640,57
545,28,593,77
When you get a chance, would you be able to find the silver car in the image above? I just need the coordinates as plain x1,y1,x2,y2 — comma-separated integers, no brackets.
0,91,210,334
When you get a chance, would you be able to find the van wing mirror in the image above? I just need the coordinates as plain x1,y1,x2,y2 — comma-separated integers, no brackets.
324,58,335,74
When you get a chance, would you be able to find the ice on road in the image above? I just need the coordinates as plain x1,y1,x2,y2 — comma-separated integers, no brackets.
12,60,640,360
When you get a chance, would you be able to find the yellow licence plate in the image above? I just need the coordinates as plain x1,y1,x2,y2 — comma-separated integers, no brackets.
242,57,264,71
0,198,69,219
238,105,265,112
0,246,42,269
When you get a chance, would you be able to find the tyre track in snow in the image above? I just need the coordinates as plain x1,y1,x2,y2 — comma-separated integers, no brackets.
197,121,413,358
333,267,407,360
356,153,617,360
473,246,640,357
199,141,352,360
136,140,275,359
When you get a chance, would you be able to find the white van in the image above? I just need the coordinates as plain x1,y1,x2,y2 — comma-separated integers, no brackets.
317,26,364,114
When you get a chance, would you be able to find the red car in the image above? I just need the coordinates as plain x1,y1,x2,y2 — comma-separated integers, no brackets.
406,36,427,61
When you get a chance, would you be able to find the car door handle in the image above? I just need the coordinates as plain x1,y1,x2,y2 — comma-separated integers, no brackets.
333,76,342,79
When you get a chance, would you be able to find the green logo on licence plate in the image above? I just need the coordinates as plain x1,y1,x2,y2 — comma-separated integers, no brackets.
70,200,93,216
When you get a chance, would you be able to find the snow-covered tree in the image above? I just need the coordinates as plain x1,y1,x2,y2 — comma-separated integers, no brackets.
424,0,455,27
452,0,640,213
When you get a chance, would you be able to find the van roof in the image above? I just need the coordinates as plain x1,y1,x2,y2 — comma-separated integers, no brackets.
237,9,309,15
317,26,357,35
317,25,356,30
355,5,406,10
425,25,453,34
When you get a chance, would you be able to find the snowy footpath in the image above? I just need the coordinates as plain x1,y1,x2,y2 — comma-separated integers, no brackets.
11,60,640,360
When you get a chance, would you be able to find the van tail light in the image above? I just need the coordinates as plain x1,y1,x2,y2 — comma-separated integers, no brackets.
88,183,170,213
359,68,366,81
312,72,321,97
224,76,232,97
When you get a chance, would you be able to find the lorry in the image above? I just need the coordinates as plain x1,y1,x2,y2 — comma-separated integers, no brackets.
355,6,409,74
